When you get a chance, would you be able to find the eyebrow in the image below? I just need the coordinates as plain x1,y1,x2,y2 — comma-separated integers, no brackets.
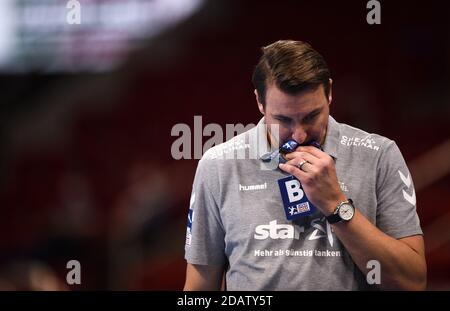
273,107,323,120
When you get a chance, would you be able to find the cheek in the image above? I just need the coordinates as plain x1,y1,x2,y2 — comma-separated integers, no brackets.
269,127,290,143
278,124,291,137
307,119,326,137
267,119,289,137
277,126,291,140
313,117,328,138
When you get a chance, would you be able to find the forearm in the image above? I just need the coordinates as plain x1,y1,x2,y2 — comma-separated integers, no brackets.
332,210,426,290
184,263,225,291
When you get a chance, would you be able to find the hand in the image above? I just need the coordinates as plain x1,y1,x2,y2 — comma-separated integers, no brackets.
279,146,346,215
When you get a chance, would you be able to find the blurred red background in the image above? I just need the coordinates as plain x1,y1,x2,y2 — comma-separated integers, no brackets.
0,0,448,290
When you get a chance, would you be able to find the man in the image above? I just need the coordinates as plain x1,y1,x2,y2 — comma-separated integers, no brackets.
183,40,426,290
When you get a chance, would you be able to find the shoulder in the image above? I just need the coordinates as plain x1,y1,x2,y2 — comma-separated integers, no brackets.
334,120,408,180
192,127,256,194
336,121,395,155
201,126,255,161
193,125,256,178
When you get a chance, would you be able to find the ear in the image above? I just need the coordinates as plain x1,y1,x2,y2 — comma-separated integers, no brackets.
255,89,265,115
327,78,333,105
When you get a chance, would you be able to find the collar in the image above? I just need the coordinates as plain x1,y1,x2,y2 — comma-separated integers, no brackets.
253,115,341,162
250,117,278,161
323,115,340,159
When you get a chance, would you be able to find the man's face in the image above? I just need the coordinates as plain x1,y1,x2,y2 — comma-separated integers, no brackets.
256,82,332,147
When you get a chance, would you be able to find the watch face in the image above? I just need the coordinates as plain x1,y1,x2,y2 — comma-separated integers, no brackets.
338,203,355,221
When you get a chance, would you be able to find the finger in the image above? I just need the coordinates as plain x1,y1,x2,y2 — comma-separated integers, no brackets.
279,162,308,178
296,145,327,159
284,151,320,164
285,158,316,173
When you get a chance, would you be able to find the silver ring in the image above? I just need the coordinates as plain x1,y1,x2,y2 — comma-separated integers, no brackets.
297,160,307,171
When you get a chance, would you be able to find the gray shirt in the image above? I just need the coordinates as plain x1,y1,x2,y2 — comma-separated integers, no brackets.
184,116,422,290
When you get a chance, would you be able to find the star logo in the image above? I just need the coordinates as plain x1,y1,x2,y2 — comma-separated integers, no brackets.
289,206,297,216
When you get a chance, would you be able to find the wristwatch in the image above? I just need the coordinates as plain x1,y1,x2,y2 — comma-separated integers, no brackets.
326,199,355,224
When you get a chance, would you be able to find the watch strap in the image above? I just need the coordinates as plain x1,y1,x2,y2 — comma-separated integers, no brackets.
326,212,342,224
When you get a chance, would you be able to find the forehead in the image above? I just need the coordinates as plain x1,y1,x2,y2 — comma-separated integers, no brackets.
265,84,327,115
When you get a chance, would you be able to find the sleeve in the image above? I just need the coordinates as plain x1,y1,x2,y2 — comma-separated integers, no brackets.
375,140,423,239
184,155,226,266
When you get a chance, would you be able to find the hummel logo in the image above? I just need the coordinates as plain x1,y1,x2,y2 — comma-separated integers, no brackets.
398,170,416,206
239,182,267,191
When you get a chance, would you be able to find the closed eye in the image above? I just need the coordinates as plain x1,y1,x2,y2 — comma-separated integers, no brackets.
304,112,318,122
275,116,292,123
303,109,322,123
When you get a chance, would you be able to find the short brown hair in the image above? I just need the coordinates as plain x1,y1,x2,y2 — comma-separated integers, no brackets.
252,40,331,106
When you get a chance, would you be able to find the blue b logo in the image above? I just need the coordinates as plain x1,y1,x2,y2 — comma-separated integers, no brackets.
278,175,317,220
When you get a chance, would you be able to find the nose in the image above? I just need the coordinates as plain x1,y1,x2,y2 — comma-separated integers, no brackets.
291,124,307,144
